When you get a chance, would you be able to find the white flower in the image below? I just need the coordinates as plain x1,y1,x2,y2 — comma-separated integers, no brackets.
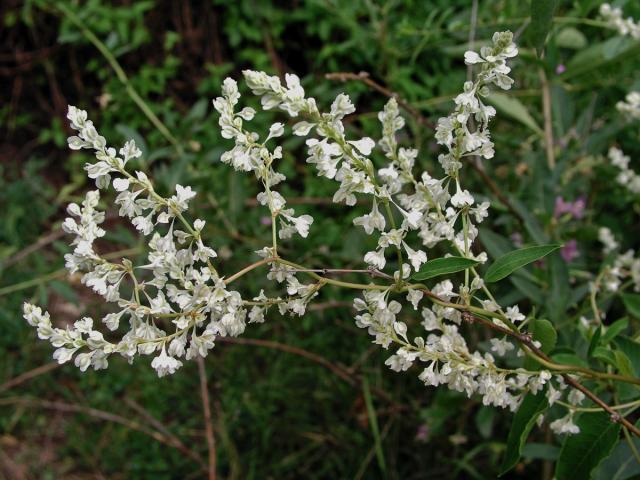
330,93,355,119
598,226,619,254
407,289,424,310
348,137,375,155
292,121,315,136
112,178,130,191
451,184,474,208
53,347,78,364
464,51,483,64
547,382,561,406
353,200,386,234
151,346,183,378
364,249,386,269
237,107,256,121
567,389,585,406
268,122,285,139
505,306,525,323
600,4,640,39
403,242,427,271
120,139,142,164
490,338,513,356
291,214,313,238
421,308,440,331
617,91,640,120
171,185,197,212
550,413,580,435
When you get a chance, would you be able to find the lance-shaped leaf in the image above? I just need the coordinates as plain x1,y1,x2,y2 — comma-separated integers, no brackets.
500,390,549,475
529,0,560,56
485,244,562,283
556,412,621,480
412,256,480,281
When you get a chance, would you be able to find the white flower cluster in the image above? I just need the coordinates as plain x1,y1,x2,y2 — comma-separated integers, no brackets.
238,33,515,282
354,285,553,411
600,3,640,39
22,31,592,436
25,107,251,377
616,91,640,120
439,31,518,174
548,390,585,435
608,146,640,195
598,227,640,292
212,78,313,243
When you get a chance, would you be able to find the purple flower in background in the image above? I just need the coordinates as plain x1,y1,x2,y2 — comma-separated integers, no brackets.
561,239,579,262
510,232,523,248
554,196,586,220
556,64,566,74
415,424,430,442
260,216,272,226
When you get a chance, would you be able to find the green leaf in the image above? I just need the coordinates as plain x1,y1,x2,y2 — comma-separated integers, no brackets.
411,256,479,281
547,252,570,324
475,406,495,439
478,229,543,303
563,37,640,79
594,421,640,480
622,293,640,318
485,244,562,283
588,326,602,357
524,319,557,370
613,350,634,377
508,197,549,245
556,412,621,480
613,336,640,376
555,27,587,50
529,0,559,56
551,352,589,368
500,391,549,475
592,347,618,368
486,92,543,135
521,442,560,461
510,275,544,304
601,318,629,344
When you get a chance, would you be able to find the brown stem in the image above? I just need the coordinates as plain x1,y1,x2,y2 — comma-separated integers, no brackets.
124,398,196,461
467,160,525,225
0,397,206,468
325,71,435,129
459,311,640,437
197,356,217,480
223,257,274,285
216,337,401,407
0,362,59,392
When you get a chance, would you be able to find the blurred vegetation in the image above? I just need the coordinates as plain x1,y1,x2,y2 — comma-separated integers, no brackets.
1,0,639,478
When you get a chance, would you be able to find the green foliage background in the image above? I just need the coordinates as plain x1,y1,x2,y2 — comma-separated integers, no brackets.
1,0,639,478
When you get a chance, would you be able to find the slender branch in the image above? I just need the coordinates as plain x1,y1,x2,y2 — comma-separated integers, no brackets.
197,356,217,480
325,71,435,129
285,267,392,279
277,258,391,291
0,362,59,392
556,398,640,413
458,311,640,437
0,397,206,468
124,397,197,461
467,160,524,224
0,228,65,270
224,257,274,285
539,67,555,169
52,2,183,155
0,247,141,297
623,426,640,465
